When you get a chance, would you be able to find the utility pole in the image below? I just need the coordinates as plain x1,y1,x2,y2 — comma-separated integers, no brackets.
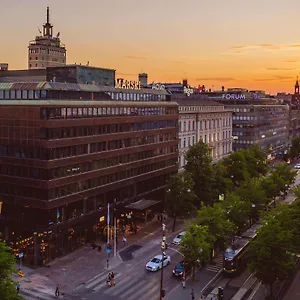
160,223,166,299
114,198,117,257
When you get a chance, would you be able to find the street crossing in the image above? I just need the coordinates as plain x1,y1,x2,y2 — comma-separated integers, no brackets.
20,287,58,300
80,270,160,300
204,252,223,273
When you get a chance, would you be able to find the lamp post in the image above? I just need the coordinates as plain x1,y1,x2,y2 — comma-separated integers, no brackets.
160,223,166,299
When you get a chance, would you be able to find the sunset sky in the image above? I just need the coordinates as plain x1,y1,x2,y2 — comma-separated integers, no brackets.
1,0,300,94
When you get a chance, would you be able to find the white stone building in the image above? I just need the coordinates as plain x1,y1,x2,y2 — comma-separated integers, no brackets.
175,98,233,170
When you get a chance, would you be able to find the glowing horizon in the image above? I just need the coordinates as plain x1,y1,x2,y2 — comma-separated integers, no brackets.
1,0,299,94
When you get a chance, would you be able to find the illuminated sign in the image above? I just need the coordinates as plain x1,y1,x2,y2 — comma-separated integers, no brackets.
184,86,194,96
222,94,246,100
115,79,141,90
151,83,165,90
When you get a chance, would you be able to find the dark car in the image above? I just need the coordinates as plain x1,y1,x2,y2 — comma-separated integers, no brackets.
172,261,191,277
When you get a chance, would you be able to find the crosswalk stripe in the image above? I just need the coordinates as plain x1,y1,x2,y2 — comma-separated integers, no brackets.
20,289,56,300
85,270,107,286
126,282,158,300
93,273,122,291
104,275,138,296
118,280,154,299
85,273,109,289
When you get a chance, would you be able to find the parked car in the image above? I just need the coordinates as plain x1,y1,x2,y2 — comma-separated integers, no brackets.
172,231,185,245
294,163,300,169
145,254,171,272
172,260,192,277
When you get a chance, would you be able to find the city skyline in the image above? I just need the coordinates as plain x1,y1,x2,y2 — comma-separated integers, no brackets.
1,0,300,93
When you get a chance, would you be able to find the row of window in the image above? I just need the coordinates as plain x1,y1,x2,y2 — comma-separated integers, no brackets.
41,121,177,140
179,130,232,148
0,135,176,160
231,107,288,113
0,90,46,100
0,159,176,200
41,106,177,120
179,117,231,132
109,92,167,101
0,148,176,180
29,48,66,56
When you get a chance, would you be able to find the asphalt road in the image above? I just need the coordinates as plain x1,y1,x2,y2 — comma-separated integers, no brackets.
76,231,187,300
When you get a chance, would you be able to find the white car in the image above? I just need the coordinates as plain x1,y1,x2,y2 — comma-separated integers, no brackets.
172,231,185,245
294,163,300,169
145,254,171,272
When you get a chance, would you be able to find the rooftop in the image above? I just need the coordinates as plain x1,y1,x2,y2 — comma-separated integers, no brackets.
0,81,170,95
48,64,116,72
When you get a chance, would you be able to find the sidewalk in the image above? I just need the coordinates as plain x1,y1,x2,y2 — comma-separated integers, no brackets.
13,216,177,297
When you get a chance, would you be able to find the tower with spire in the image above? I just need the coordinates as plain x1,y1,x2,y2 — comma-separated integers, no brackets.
28,7,66,69
295,77,299,94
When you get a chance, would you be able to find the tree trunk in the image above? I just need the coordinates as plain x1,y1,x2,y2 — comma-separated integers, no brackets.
172,215,177,232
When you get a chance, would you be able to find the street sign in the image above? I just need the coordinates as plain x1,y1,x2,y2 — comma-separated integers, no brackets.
106,247,111,254
19,252,24,258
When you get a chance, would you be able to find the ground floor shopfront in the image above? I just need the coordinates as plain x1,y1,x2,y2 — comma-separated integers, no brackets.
0,189,163,266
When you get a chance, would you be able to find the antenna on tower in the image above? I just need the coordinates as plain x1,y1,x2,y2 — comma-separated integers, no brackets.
47,6,50,23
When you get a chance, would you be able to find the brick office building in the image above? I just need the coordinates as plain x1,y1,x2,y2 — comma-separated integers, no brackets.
0,81,178,265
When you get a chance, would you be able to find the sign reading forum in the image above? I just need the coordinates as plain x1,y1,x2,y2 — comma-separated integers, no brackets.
222,94,246,100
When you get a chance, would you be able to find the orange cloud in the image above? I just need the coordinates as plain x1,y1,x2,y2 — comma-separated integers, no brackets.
253,75,294,81
124,56,147,60
265,67,296,71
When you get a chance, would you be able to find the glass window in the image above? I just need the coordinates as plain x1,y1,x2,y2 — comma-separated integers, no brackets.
107,107,111,115
28,90,34,99
22,90,28,99
35,90,40,99
16,90,22,99
98,107,102,115
4,90,10,99
88,108,93,116
78,108,83,116
41,90,47,98
93,108,97,116
61,108,66,118
0,90,3,99
72,108,77,117
67,108,72,118
83,108,88,116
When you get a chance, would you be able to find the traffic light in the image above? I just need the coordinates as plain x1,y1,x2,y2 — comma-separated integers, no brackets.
218,287,224,299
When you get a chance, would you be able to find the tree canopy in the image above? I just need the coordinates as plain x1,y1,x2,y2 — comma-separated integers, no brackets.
165,172,197,231
247,202,300,297
0,235,20,300
180,224,212,280
185,141,213,206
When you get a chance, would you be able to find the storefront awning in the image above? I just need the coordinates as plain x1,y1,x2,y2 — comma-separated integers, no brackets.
125,199,160,211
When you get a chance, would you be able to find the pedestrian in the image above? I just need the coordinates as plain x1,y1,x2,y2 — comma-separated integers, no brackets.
16,282,20,294
55,284,60,297
200,295,205,300
107,272,112,287
98,245,102,252
122,236,127,247
182,273,186,288
111,271,115,286
190,288,195,300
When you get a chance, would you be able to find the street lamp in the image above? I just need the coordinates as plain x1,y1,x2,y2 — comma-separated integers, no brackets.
160,223,166,299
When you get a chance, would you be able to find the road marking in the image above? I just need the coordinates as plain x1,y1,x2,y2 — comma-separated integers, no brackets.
93,273,122,291
201,268,223,293
105,275,137,295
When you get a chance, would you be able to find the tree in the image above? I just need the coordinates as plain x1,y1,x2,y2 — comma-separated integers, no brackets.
248,213,297,298
243,144,268,178
180,224,212,280
165,172,197,232
234,177,268,218
211,162,233,201
0,235,20,300
288,137,300,159
195,204,236,250
221,193,249,234
222,150,249,187
185,141,213,206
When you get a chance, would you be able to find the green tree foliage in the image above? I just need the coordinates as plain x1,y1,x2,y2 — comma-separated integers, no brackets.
243,144,268,177
0,235,19,300
248,204,299,297
165,172,197,232
180,224,213,280
194,204,236,250
234,177,268,215
211,162,233,201
221,193,249,234
288,137,300,159
185,141,213,205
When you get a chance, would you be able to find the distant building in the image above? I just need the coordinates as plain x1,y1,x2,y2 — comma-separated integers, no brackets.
138,73,148,87
203,89,289,158
46,65,116,86
28,7,66,69
174,95,233,169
